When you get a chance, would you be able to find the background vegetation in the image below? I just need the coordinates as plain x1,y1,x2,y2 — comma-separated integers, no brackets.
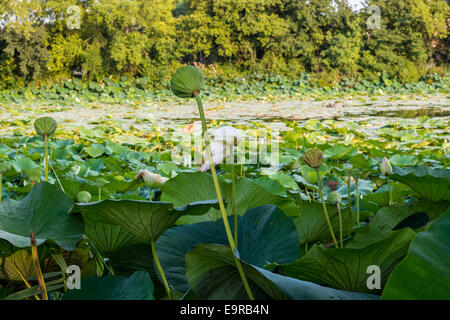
0,0,448,90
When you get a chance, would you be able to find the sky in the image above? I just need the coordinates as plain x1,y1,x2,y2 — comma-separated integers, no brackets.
347,0,366,10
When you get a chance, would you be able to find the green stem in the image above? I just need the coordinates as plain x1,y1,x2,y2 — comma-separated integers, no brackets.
305,186,312,202
347,177,352,214
194,94,254,300
149,188,152,202
232,167,238,247
44,135,49,182
305,242,308,253
98,187,101,201
315,170,338,248
0,172,2,204
151,240,172,300
355,178,360,226
387,176,393,205
337,203,343,248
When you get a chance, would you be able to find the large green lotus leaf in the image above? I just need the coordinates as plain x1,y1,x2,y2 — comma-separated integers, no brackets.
291,200,353,245
170,65,203,98
347,200,449,248
34,117,57,136
390,166,450,201
62,271,154,300
185,243,378,300
381,211,450,299
157,205,299,293
84,221,141,255
75,199,218,242
281,229,415,294
108,243,155,277
0,182,83,250
0,249,34,281
324,145,357,161
161,172,296,224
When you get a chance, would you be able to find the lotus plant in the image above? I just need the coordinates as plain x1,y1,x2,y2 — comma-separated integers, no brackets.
171,65,254,300
77,191,92,203
381,157,393,205
135,170,169,201
304,148,338,248
33,117,57,182
200,126,242,172
0,162,10,203
200,126,243,245
95,178,109,201
328,191,343,248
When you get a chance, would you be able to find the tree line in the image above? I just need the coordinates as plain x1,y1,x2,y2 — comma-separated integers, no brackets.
0,0,448,89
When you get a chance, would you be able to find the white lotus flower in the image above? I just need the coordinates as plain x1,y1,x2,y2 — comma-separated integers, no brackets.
135,170,169,188
200,126,242,172
381,157,392,176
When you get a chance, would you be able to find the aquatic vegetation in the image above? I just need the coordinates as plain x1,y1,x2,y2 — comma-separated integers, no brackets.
0,70,448,301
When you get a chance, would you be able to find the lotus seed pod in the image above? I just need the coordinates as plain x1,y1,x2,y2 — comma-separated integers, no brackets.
0,162,11,173
34,117,58,137
77,191,92,203
304,148,323,169
135,170,169,189
381,157,392,176
327,191,342,205
170,65,203,98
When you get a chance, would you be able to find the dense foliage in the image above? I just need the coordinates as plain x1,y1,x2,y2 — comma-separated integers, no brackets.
0,0,448,89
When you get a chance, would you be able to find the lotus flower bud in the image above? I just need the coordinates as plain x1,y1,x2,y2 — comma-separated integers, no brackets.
304,148,323,169
327,191,342,205
34,117,58,137
327,180,338,191
170,65,203,98
381,157,392,176
135,170,169,188
77,191,92,203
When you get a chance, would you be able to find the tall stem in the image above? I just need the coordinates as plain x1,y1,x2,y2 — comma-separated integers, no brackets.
232,167,238,247
337,203,343,248
194,94,254,300
0,172,2,204
315,170,338,248
347,177,352,214
30,231,48,300
355,178,360,226
151,240,172,300
44,135,49,182
387,176,393,205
